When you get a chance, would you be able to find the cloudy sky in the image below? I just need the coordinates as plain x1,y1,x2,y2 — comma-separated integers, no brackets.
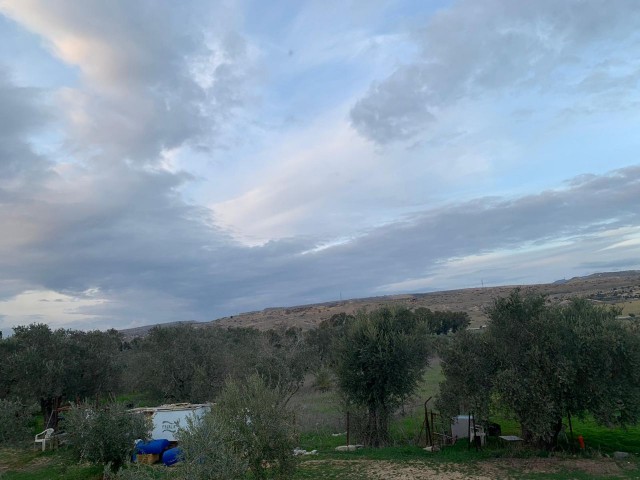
1,0,640,334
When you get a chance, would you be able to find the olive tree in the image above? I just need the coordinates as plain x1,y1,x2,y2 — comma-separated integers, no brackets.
0,399,35,444
63,402,150,471
437,290,640,449
0,324,123,428
335,307,430,447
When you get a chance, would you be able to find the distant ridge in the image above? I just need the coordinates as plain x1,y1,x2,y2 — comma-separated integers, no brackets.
119,270,640,339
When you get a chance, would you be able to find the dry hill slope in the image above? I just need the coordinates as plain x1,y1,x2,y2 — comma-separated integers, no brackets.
120,270,640,338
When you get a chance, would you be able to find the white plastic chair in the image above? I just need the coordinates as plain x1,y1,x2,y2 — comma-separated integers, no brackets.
34,428,55,452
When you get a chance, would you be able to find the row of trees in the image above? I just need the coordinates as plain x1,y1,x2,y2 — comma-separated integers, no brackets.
4,292,637,452
0,305,463,427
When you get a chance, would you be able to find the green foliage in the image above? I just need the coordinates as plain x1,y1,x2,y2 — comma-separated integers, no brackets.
62,402,150,471
436,329,499,426
335,307,431,447
437,290,640,449
313,366,334,392
414,308,471,335
306,313,354,366
126,325,312,406
175,407,248,480
0,399,35,444
129,325,233,403
0,324,123,427
257,327,314,404
177,374,298,479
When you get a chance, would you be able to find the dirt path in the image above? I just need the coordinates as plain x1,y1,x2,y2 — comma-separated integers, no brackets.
300,457,637,479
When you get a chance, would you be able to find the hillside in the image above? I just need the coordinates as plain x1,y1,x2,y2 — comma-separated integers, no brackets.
120,270,640,338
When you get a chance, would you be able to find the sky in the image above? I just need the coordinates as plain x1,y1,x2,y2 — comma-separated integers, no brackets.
1,0,640,335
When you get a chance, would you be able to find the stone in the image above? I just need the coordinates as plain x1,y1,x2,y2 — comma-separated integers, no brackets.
335,444,364,452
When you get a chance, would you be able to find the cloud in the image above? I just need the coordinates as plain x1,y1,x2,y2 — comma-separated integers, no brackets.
0,0,252,162
350,0,640,144
0,68,53,188
1,154,639,332
1,1,640,334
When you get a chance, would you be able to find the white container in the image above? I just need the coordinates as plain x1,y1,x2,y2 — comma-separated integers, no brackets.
451,414,472,440
131,403,211,441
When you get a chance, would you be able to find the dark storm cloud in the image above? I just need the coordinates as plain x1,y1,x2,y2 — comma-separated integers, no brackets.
2,148,639,329
350,0,640,143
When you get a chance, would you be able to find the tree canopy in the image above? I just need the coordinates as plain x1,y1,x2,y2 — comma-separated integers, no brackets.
437,290,640,448
335,307,431,447
0,324,123,427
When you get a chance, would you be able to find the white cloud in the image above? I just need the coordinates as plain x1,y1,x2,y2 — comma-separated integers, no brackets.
0,289,105,331
351,0,640,144
0,0,252,161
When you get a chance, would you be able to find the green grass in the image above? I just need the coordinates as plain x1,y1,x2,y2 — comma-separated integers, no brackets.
0,447,102,480
571,418,640,455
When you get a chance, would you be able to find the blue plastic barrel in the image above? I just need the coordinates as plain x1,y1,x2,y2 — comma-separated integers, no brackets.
162,447,183,466
135,439,170,455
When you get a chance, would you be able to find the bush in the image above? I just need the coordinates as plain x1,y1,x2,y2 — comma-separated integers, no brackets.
177,374,297,479
0,399,35,444
176,412,247,480
63,402,150,471
313,367,333,392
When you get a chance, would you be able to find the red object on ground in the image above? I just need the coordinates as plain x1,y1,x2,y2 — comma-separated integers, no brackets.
578,435,585,449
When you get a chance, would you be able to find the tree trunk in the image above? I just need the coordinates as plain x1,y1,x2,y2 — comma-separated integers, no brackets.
364,405,391,447
41,397,60,429
549,418,564,450
520,418,563,450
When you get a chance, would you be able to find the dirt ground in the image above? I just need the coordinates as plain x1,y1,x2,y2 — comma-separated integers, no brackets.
301,457,638,479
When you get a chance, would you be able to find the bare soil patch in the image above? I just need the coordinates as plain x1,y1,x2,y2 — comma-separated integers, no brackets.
301,456,636,479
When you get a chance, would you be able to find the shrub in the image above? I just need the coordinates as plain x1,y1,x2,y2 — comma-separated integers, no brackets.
63,402,150,471
0,399,35,444
176,412,247,480
177,374,297,479
313,367,333,392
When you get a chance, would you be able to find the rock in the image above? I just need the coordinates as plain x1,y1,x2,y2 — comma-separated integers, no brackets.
335,445,364,452
293,448,319,456
423,445,440,452
613,451,630,459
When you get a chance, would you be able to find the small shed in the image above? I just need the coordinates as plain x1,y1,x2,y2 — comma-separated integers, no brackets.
130,403,211,441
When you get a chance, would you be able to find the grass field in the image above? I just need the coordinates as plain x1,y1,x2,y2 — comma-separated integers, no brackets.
620,299,640,317
0,448,102,480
